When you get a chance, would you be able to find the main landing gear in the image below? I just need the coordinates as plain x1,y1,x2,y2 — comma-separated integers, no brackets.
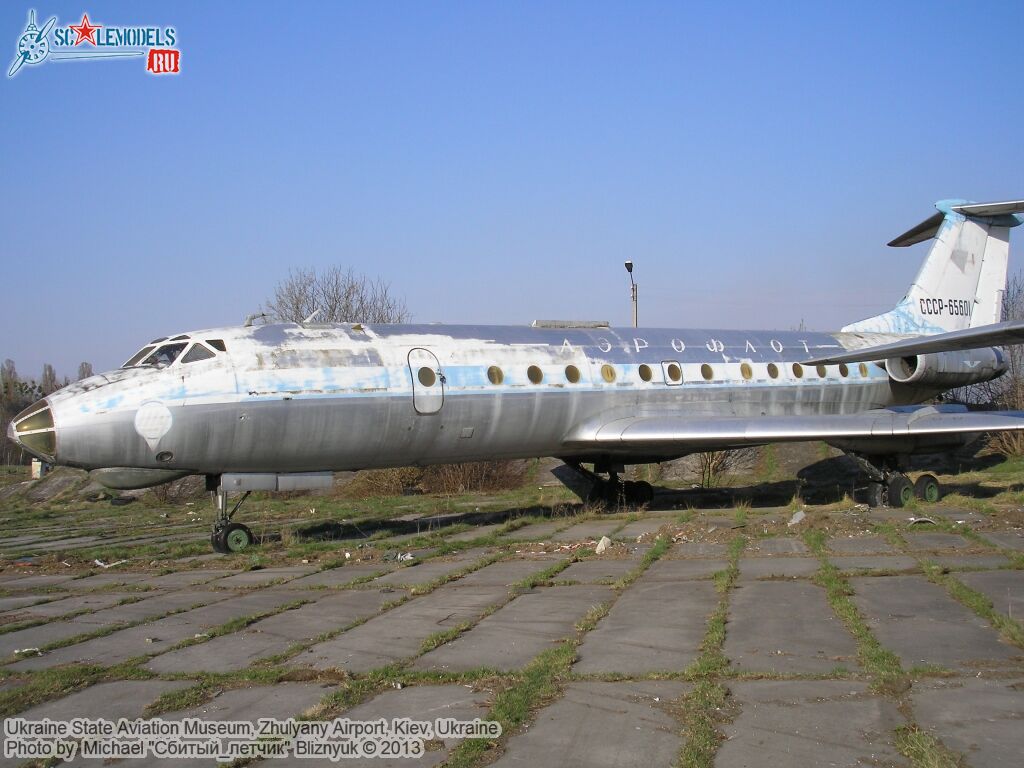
555,461,654,508
210,487,256,554
851,455,941,508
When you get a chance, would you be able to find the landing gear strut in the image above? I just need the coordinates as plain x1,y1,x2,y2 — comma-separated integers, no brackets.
210,488,255,553
554,461,654,509
849,454,941,508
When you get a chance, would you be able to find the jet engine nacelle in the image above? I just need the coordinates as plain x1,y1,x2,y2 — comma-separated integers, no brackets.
886,348,1006,388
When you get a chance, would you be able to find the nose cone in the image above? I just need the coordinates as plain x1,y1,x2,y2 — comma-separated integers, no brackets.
9,399,56,461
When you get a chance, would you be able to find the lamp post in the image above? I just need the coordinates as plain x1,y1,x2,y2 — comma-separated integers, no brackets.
624,261,637,328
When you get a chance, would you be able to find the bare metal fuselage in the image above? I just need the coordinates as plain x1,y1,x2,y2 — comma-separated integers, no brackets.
23,322,940,479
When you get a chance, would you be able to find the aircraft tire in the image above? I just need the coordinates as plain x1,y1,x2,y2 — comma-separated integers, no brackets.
886,475,914,508
221,523,255,553
863,483,884,508
914,474,941,503
211,530,228,554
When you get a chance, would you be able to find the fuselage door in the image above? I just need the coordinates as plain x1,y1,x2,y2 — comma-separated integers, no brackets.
408,348,445,414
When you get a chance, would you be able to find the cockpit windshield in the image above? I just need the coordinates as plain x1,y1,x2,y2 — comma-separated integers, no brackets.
142,343,188,367
122,338,227,368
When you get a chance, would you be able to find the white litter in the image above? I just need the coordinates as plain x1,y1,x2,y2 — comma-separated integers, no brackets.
595,536,612,555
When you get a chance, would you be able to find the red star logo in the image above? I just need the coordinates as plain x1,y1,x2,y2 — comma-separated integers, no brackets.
69,13,102,46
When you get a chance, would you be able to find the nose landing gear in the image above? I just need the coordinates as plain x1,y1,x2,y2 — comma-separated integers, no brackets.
210,488,255,553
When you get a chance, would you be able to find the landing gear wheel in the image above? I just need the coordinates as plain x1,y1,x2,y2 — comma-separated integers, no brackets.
864,482,884,508
623,481,654,506
914,474,941,503
886,475,914,508
211,529,228,554
220,523,254,553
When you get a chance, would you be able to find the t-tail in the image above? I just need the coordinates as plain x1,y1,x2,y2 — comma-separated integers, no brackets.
844,199,1024,335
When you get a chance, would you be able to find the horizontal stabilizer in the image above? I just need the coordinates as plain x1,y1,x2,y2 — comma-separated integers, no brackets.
888,211,944,247
563,406,1024,452
804,320,1024,365
952,200,1024,218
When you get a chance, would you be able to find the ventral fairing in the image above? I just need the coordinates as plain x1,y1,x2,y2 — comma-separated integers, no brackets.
10,198,1024,552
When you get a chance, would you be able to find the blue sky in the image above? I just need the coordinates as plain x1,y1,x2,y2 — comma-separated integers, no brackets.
2,1,1023,378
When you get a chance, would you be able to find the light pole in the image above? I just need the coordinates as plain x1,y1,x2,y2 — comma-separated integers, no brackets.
624,260,637,328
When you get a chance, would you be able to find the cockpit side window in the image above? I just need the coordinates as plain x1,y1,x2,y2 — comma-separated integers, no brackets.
207,339,227,352
181,343,216,364
142,342,188,368
123,346,155,367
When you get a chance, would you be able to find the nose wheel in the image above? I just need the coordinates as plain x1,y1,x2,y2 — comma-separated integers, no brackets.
210,489,257,553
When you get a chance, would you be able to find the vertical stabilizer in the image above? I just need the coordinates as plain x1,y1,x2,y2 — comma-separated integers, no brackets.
843,199,1023,335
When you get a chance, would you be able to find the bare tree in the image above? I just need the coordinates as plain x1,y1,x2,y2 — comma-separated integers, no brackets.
693,447,759,488
265,267,410,324
40,364,58,396
77,362,94,381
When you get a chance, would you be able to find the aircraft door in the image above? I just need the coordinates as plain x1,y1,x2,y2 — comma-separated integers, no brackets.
408,348,445,414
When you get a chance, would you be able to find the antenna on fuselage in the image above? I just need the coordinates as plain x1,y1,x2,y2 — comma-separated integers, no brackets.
243,312,269,327
302,308,323,325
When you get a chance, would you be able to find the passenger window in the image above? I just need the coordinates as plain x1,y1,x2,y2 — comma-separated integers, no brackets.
181,344,216,364
142,343,188,367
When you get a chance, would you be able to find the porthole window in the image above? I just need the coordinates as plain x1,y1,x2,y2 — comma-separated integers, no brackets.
527,365,543,384
839,363,849,377
666,363,682,383
740,362,753,380
816,364,827,378
601,364,616,383
487,365,504,385
638,364,653,382
701,363,714,381
418,367,436,387
767,363,779,379
792,363,804,378
565,365,580,383
858,363,869,377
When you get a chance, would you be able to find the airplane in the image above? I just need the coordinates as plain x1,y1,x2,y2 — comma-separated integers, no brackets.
10,198,1024,553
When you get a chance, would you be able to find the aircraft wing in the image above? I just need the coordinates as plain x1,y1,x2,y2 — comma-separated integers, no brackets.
562,405,1024,452
804,320,1024,365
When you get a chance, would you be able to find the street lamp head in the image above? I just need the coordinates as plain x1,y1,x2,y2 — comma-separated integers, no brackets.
624,260,633,274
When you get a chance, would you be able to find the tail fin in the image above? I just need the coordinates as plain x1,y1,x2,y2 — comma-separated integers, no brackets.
844,199,1024,335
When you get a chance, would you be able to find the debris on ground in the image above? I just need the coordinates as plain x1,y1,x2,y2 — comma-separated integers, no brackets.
13,648,42,656
595,536,612,554
909,517,938,525
94,559,128,568
787,510,806,527
397,552,415,562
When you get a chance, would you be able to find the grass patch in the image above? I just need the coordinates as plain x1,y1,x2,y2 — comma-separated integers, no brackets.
0,662,151,717
894,725,964,768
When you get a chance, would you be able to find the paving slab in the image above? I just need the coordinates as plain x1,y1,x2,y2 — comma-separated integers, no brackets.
903,532,972,551
280,684,493,767
665,541,727,558
557,559,638,583
553,521,620,542
5,591,136,620
147,589,400,673
374,551,486,587
114,683,329,768
446,523,505,542
142,569,239,588
851,575,1019,668
931,554,1012,569
726,581,858,673
490,681,688,768
298,585,509,672
574,580,716,675
739,556,819,579
827,535,895,554
643,558,726,580
500,520,565,540
210,566,317,588
911,677,1024,767
451,558,555,587
283,563,391,588
64,572,153,590
980,530,1024,551
1,574,78,590
612,520,668,541
747,537,809,555
417,585,613,672
717,680,905,767
0,594,58,612
830,554,919,572
10,589,301,670
957,570,1024,619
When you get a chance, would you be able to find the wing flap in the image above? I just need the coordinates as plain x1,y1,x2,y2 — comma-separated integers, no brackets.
804,320,1024,365
564,406,1024,450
